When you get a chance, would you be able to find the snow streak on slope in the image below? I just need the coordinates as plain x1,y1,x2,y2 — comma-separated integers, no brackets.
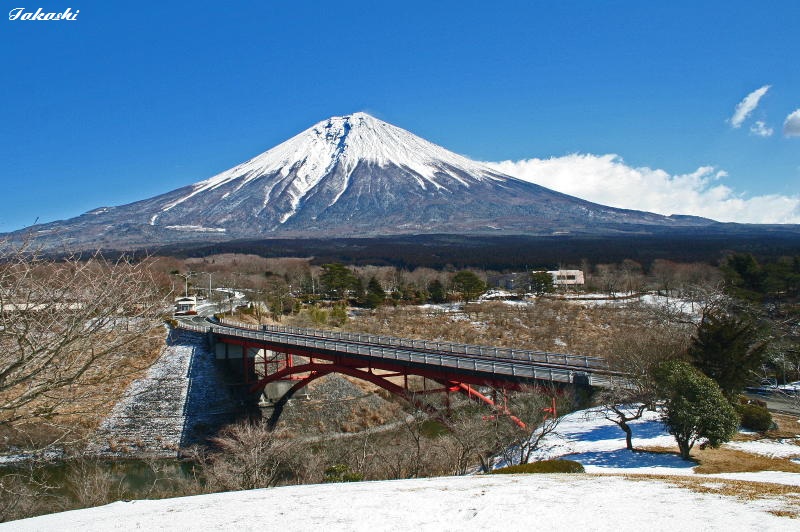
155,112,508,223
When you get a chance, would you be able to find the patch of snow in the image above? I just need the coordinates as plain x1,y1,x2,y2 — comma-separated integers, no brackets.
417,303,463,312
526,408,694,475
498,298,534,306
164,225,227,233
711,471,800,486
0,449,64,465
724,439,800,459
477,289,516,301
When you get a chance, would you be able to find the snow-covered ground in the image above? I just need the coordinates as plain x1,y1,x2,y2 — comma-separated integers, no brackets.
8,406,800,530
425,291,700,315
529,408,800,485
5,473,795,532
524,408,694,475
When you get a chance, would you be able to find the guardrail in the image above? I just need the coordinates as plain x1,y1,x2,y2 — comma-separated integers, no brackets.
178,319,619,388
215,318,611,371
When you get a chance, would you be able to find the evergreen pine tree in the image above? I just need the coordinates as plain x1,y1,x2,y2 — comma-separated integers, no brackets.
427,279,446,304
364,276,386,308
688,311,768,400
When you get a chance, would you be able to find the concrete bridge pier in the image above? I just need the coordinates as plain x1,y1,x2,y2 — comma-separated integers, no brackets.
572,372,595,408
213,339,307,407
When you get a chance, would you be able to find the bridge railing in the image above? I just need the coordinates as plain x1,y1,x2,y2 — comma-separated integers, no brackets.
215,318,610,372
178,320,618,388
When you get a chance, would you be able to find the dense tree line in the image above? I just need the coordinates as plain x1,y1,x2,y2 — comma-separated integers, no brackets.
158,233,800,271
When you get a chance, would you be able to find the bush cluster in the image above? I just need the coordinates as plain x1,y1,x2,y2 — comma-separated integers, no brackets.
735,403,773,432
323,464,364,483
490,459,585,475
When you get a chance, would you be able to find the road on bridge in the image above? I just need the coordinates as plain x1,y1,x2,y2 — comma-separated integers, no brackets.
178,317,624,389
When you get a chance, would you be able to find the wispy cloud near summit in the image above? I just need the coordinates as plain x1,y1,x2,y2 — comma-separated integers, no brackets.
729,85,771,128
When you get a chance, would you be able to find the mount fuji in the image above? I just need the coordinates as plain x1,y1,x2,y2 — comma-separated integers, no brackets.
13,112,717,251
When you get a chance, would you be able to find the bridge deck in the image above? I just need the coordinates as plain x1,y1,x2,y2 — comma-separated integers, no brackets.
178,320,622,388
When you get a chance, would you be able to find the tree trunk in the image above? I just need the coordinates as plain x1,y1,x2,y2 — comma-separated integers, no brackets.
621,422,634,451
677,438,692,459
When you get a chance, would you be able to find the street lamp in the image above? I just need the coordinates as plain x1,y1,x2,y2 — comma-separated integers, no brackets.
174,271,196,297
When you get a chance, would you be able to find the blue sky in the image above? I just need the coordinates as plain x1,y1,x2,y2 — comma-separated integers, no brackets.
1,0,798,231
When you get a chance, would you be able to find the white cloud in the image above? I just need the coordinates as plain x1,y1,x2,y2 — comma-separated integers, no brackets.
749,120,774,137
487,153,800,224
729,85,771,128
783,109,800,137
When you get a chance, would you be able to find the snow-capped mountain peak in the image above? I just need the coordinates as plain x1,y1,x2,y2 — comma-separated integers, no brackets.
156,112,507,223
12,113,719,250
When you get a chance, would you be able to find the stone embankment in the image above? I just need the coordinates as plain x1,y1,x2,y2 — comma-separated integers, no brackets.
88,328,240,457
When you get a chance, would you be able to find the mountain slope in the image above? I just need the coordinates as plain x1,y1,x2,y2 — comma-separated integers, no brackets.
13,113,717,250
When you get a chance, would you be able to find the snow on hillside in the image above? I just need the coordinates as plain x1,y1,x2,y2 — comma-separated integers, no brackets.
5,473,795,532
527,408,800,484
520,408,694,474
87,329,239,456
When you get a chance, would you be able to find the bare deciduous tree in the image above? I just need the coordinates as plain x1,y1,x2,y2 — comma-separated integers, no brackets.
600,323,690,450
0,465,57,522
198,420,300,491
0,240,166,432
436,408,495,475
491,388,568,467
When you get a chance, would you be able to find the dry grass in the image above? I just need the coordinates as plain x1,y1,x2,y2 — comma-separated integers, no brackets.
335,300,691,357
685,415,800,475
767,413,800,439
619,473,800,518
640,435,800,475
0,333,165,450
693,447,800,474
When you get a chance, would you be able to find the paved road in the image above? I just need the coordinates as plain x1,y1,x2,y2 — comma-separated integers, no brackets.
744,391,800,416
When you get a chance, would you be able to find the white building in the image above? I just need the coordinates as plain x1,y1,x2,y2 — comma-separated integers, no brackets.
548,269,585,286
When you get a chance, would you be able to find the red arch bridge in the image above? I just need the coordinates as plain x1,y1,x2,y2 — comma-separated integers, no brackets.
177,319,624,428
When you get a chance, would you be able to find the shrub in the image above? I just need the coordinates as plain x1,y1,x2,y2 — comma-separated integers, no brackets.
655,360,739,459
308,305,328,326
490,459,585,474
736,403,773,432
323,464,363,483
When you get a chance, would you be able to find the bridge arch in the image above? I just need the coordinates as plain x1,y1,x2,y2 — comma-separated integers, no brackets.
254,360,528,429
